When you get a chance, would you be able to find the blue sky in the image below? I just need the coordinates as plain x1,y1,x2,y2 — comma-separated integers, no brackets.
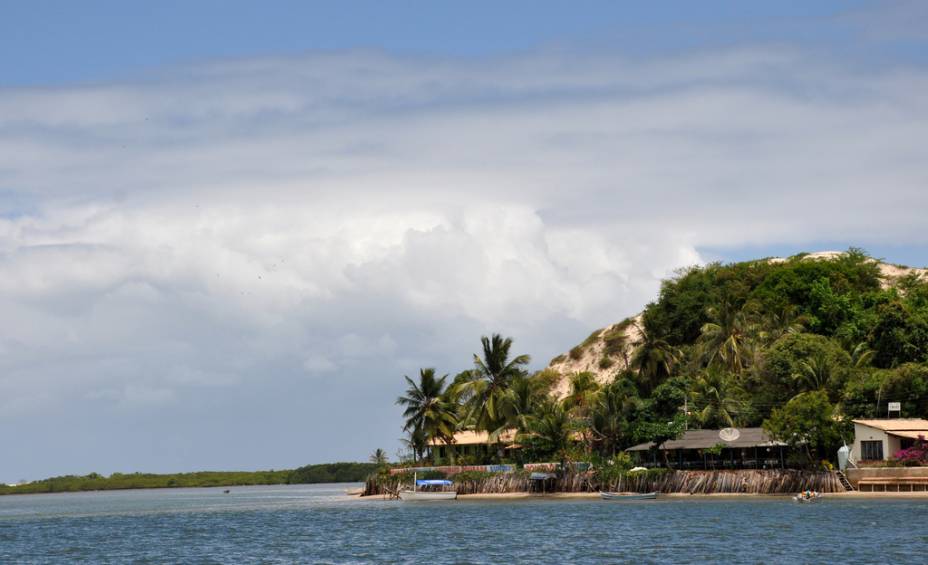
1,1,927,482
0,1,908,85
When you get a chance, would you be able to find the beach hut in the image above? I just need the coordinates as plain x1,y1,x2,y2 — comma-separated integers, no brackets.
625,428,788,470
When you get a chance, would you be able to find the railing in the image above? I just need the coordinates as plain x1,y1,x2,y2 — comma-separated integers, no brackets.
388,464,515,475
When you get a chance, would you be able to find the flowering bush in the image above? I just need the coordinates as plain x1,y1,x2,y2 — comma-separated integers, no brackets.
893,435,928,466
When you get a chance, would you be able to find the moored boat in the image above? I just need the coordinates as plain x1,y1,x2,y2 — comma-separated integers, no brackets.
398,489,458,501
600,491,658,500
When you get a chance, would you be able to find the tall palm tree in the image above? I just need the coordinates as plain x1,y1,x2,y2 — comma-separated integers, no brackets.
399,427,427,463
458,334,531,439
369,448,389,466
630,323,679,393
395,368,457,460
697,301,754,376
589,377,642,456
689,368,746,429
562,372,602,454
563,372,601,415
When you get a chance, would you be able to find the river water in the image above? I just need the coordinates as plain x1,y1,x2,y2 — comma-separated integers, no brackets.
1,483,925,563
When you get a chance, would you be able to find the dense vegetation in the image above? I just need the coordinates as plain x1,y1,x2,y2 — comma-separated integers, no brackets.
0,463,378,495
395,250,928,469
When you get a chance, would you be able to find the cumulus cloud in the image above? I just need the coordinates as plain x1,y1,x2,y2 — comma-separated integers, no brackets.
1,45,926,479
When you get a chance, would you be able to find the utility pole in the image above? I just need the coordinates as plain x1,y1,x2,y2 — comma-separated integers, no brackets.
683,397,688,430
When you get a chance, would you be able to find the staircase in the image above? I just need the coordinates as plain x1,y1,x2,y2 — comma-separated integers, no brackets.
836,470,854,492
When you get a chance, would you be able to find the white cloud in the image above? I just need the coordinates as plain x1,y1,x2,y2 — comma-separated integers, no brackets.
1,46,926,479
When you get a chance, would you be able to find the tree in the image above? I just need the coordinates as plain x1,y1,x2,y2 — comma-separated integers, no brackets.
369,448,389,466
563,372,601,416
395,368,457,460
697,300,754,376
689,368,746,429
458,334,531,439
399,427,427,463
520,399,573,465
636,415,686,469
763,390,845,465
630,323,679,393
589,377,643,456
793,351,837,393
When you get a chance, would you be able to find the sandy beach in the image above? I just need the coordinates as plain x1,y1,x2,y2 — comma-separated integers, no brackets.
356,490,928,501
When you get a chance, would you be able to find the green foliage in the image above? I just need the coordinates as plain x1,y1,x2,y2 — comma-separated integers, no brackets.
750,333,851,414
763,391,848,464
393,250,928,469
288,462,380,484
869,299,928,368
0,463,380,496
569,345,583,360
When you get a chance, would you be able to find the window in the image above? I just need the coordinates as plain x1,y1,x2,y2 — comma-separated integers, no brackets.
861,440,884,460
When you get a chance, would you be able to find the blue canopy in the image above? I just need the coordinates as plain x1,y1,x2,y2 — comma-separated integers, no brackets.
416,479,453,486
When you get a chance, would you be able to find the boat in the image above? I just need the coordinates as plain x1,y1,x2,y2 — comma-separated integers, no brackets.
793,491,823,503
398,475,457,501
600,491,658,500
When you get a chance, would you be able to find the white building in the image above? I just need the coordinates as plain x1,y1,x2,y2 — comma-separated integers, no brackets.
851,419,928,463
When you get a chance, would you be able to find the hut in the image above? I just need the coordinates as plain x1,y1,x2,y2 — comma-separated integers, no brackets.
626,428,788,470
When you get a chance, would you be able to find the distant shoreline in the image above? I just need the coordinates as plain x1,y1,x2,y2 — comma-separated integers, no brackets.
0,463,377,497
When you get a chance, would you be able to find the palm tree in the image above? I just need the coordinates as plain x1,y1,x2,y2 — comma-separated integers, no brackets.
630,323,679,393
458,334,531,439
849,342,875,368
521,399,573,466
399,427,427,463
395,368,457,460
563,372,601,415
697,301,754,376
589,377,642,456
369,448,389,466
793,352,835,393
689,368,746,428
758,304,805,344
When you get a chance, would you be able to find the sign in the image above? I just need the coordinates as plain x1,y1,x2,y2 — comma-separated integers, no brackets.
888,402,901,412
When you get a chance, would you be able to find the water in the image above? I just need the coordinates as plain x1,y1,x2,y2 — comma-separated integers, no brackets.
1,484,926,563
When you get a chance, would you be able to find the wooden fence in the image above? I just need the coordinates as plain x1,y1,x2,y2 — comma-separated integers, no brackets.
364,469,842,496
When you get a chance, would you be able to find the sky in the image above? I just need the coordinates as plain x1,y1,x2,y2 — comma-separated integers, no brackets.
2,1,927,482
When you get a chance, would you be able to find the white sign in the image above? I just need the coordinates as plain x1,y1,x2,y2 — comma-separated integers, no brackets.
888,402,901,412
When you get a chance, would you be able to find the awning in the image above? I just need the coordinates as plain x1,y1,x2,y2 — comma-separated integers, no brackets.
416,479,453,486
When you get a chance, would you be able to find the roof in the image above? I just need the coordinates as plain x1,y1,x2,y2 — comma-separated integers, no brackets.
853,419,928,432
626,428,786,452
427,429,517,446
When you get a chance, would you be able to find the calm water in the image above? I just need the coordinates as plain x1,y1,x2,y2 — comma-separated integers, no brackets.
1,483,926,564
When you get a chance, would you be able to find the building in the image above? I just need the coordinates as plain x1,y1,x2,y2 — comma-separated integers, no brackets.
626,428,788,469
850,419,928,463
429,429,519,464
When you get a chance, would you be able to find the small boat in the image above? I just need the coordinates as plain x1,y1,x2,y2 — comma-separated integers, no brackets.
223,489,230,494
344,487,364,496
398,474,457,501
793,491,822,503
600,491,658,501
